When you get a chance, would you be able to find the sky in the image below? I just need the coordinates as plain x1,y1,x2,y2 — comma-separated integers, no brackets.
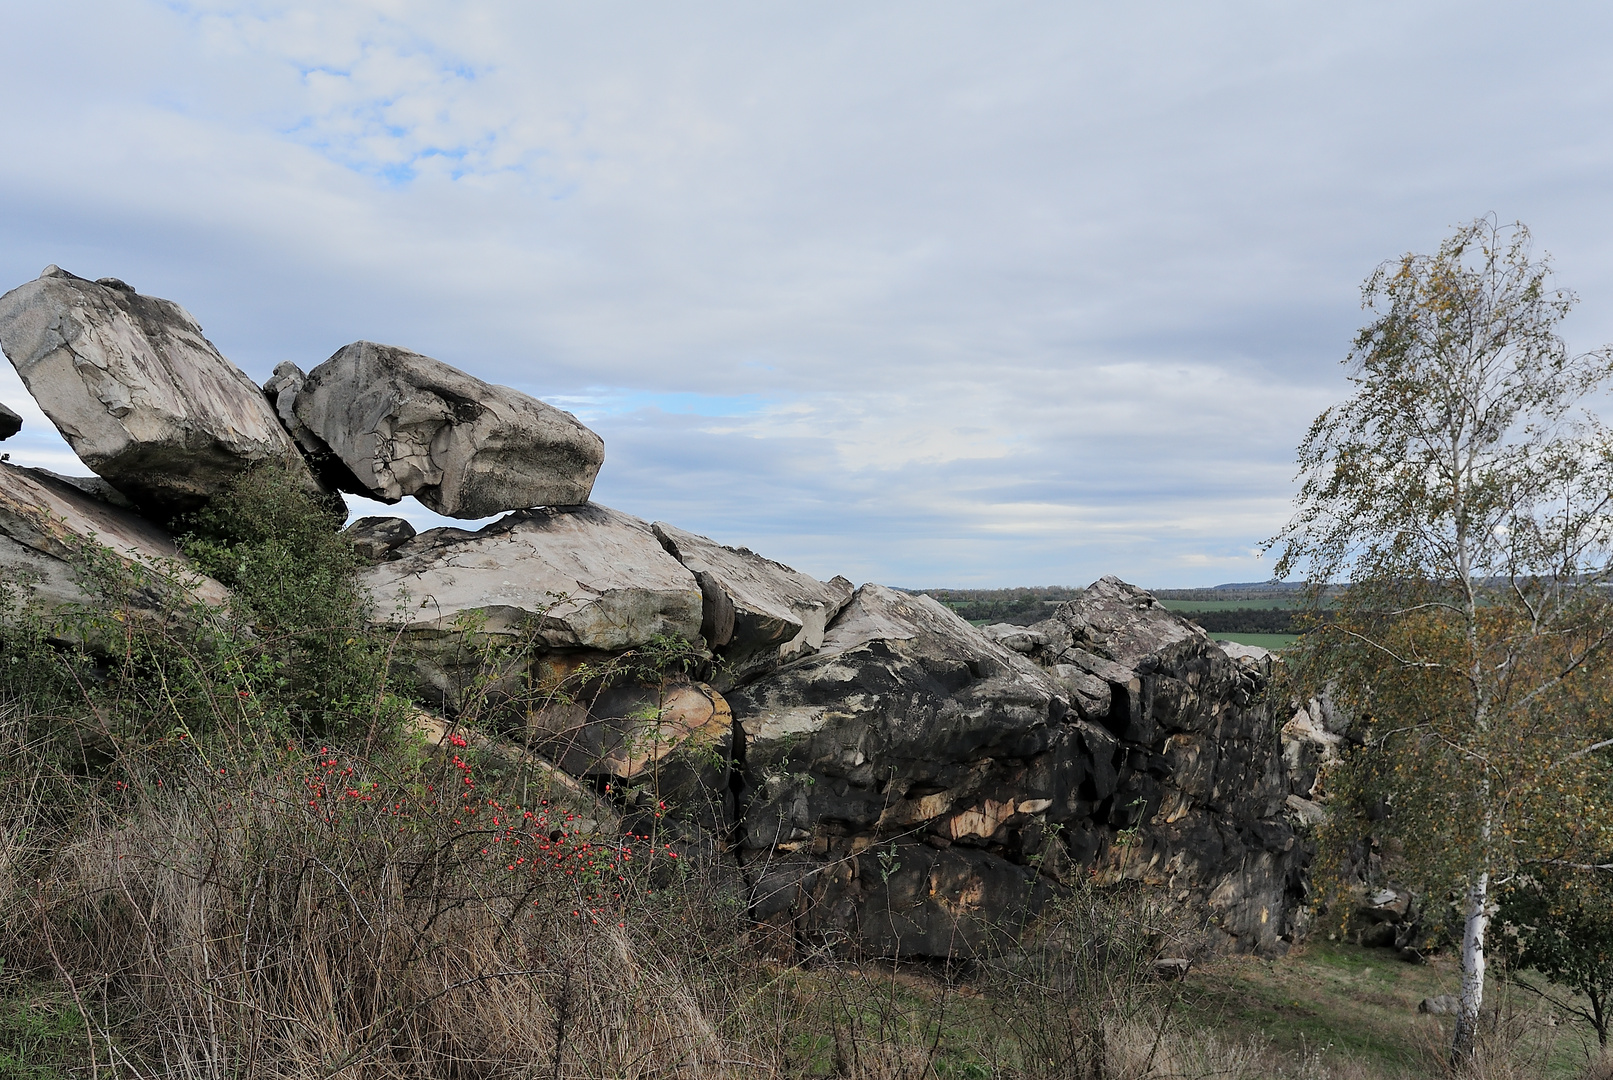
4,2,1613,589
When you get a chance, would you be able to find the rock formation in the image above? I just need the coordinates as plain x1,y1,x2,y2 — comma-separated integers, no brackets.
0,267,1317,962
651,521,854,686
280,341,605,518
359,503,704,705
0,400,20,441
720,577,1308,956
0,460,227,620
0,267,321,514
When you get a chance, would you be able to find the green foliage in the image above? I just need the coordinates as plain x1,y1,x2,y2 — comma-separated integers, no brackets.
1268,216,1613,1061
1499,866,1613,1047
175,464,391,736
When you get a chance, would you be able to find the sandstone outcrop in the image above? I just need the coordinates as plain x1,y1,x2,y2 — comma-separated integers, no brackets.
652,521,854,686
360,503,703,705
283,342,605,518
1021,578,1308,952
726,584,1089,955
0,400,20,440
0,461,227,620
0,267,320,513
0,267,1318,963
716,577,1308,956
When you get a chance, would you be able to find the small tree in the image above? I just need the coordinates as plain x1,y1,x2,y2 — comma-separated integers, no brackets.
1498,863,1613,1048
1269,217,1613,1064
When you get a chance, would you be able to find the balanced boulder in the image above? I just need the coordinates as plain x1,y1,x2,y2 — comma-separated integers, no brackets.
0,267,320,513
652,521,854,685
0,400,20,440
286,342,605,518
0,461,227,620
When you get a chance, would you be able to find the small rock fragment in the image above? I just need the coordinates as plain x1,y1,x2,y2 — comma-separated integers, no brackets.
343,515,416,561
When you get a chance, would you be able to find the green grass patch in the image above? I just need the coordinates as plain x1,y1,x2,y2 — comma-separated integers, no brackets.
1182,942,1601,1078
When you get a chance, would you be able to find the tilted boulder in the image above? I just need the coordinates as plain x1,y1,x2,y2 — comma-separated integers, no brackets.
359,503,703,706
0,400,20,440
0,267,321,514
651,521,854,686
284,342,605,518
0,461,227,621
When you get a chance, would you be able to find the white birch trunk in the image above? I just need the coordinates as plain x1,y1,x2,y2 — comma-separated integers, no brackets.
1453,861,1491,1061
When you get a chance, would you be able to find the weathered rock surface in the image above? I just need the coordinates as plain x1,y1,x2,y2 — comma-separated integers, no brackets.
0,461,227,619
0,400,20,441
717,576,1307,957
651,521,854,686
725,584,1085,955
360,503,702,705
289,342,605,518
0,267,320,513
1022,577,1307,953
344,515,416,561
529,678,732,781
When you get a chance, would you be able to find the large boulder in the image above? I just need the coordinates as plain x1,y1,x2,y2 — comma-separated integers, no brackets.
0,267,320,514
360,503,703,706
0,400,20,440
0,461,227,622
715,577,1308,959
283,342,605,518
1020,576,1308,953
651,521,854,686
725,584,1085,956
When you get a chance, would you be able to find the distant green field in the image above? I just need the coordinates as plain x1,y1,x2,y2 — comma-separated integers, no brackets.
1211,632,1299,649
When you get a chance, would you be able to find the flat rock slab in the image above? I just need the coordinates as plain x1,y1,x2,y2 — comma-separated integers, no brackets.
290,342,605,518
0,400,20,440
0,267,319,513
0,461,227,619
652,521,853,685
362,502,702,650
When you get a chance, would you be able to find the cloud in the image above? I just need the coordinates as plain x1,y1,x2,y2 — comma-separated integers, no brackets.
4,2,1613,586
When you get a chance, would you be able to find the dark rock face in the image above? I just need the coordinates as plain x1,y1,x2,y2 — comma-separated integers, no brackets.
728,584,1075,955
0,267,321,514
721,577,1307,957
1025,577,1308,953
287,342,605,519
0,400,20,441
343,515,416,561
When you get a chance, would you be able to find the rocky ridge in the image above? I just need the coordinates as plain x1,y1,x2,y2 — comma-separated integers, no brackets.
0,265,1332,958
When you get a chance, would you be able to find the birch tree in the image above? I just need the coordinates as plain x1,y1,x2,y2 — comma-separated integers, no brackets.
1269,217,1613,1065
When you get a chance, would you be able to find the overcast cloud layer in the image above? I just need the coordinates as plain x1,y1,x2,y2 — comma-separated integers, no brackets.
3,2,1613,587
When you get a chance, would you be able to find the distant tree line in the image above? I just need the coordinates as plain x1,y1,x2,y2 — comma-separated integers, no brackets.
1183,608,1299,634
